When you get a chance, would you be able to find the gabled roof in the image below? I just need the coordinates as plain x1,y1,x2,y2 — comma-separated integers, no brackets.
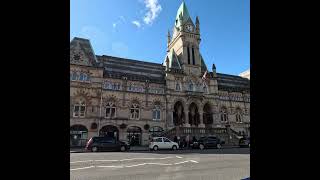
200,54,208,73
175,2,192,28
164,49,181,69
70,37,97,66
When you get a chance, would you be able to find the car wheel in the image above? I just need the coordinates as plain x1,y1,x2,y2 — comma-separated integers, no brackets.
120,146,126,152
153,145,158,151
199,144,205,150
172,145,177,151
217,144,222,149
248,143,250,148
91,146,98,152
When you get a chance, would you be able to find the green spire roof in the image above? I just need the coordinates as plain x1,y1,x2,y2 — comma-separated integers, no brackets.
175,2,191,28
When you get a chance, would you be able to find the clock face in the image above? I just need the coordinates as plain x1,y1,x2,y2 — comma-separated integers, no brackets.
186,24,193,32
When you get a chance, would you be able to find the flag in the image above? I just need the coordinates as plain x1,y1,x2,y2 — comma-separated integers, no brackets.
202,70,208,87
202,70,207,81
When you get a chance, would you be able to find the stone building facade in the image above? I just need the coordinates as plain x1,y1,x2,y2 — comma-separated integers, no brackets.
70,2,250,147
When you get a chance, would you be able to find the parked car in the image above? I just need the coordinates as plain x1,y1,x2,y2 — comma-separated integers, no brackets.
239,137,250,148
85,136,130,152
192,136,224,150
149,137,179,151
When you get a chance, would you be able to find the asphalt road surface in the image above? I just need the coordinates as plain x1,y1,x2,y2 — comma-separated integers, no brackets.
70,148,250,180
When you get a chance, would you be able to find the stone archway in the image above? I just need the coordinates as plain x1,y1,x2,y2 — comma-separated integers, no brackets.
203,103,213,127
70,124,88,147
99,125,119,140
173,101,185,126
188,102,200,127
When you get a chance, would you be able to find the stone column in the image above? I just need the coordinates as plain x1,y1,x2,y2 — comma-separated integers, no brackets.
184,110,190,127
198,110,205,128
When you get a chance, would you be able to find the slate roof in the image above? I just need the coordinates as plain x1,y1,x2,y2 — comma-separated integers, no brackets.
97,55,166,84
215,73,250,92
70,37,249,91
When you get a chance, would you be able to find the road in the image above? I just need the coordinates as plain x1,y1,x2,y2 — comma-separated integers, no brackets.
70,148,250,180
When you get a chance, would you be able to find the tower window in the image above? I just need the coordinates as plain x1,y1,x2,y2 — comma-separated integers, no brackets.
192,47,195,65
187,46,190,64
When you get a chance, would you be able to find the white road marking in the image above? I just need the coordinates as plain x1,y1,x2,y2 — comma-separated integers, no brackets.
70,166,95,171
93,156,175,162
174,160,190,165
122,160,199,167
94,160,118,162
124,162,173,167
189,160,199,163
70,160,93,164
124,163,147,167
96,165,124,168
146,163,172,166
70,157,200,171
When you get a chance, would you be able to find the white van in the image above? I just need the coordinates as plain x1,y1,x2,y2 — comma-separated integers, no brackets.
149,137,179,151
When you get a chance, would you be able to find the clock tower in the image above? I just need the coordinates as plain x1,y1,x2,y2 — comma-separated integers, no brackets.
165,1,204,76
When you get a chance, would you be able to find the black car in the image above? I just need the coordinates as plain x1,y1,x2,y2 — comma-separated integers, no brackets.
85,136,129,152
192,136,224,150
239,137,250,148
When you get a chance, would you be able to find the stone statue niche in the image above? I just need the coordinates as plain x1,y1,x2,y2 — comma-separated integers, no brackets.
173,102,185,126
188,103,200,126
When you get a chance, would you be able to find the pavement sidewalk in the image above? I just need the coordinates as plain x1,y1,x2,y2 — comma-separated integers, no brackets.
70,145,240,153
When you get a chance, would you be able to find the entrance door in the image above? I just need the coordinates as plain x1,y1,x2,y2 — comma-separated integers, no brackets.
99,125,119,140
127,126,142,146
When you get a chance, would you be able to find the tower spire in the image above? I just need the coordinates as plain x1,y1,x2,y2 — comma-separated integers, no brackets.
167,30,171,52
196,16,200,33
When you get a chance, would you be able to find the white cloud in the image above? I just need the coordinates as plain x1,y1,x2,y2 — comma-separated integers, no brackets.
143,0,162,25
132,20,141,28
112,16,126,29
119,16,126,23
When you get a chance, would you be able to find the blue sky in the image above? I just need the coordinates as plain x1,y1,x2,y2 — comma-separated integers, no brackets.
71,0,250,75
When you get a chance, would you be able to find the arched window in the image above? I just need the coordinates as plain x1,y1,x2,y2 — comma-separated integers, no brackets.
79,73,85,81
130,103,140,120
105,102,116,118
236,108,243,123
104,81,112,90
175,82,181,91
128,83,133,91
203,84,208,93
152,105,161,121
71,72,78,81
188,81,194,91
187,46,191,64
83,73,88,81
220,107,228,122
73,100,86,118
192,47,195,65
